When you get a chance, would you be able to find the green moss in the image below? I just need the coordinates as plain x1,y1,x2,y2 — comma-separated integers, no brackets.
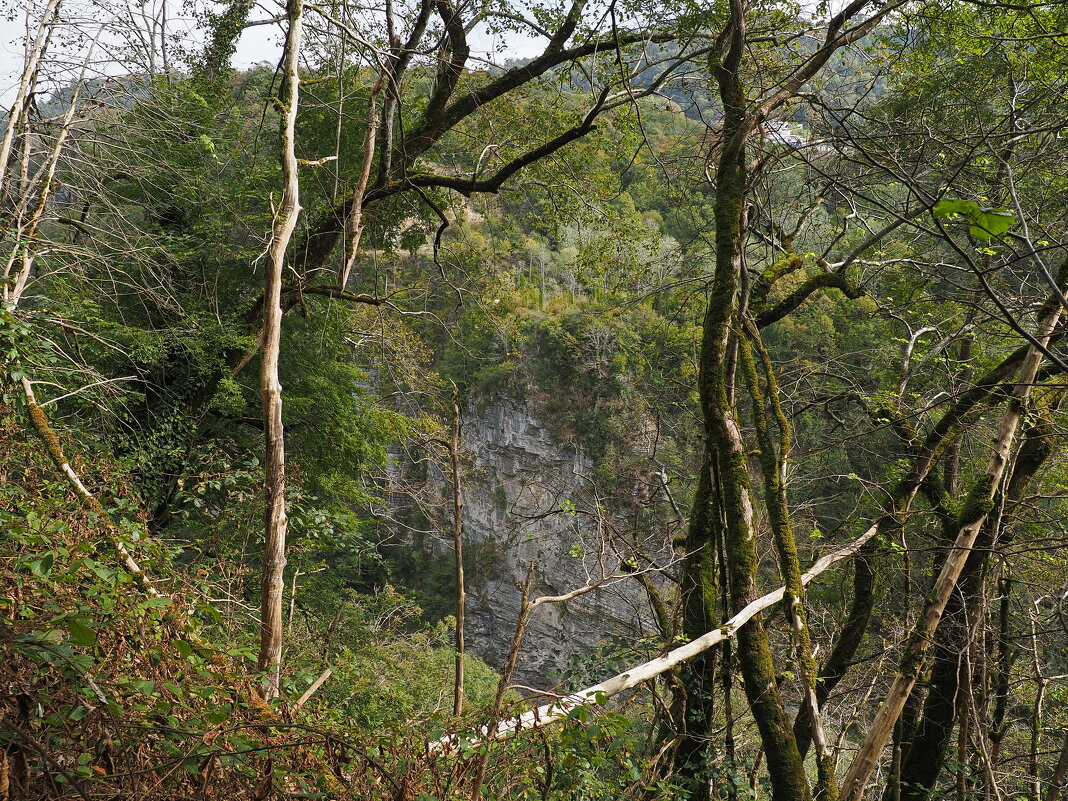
900,646,926,680
957,473,996,527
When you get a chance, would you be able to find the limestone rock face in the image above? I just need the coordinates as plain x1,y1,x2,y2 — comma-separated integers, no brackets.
419,394,673,689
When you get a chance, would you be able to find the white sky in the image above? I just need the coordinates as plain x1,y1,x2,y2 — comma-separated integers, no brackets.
0,3,545,108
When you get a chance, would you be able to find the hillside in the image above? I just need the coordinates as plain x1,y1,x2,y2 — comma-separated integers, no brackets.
4,1,1068,799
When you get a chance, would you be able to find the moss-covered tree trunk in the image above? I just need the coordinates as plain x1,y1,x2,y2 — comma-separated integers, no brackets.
673,453,720,797
841,264,1067,801
897,395,1061,801
740,322,838,799
675,3,811,797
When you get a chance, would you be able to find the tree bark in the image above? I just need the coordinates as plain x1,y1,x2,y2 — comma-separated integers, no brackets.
257,0,303,701
450,388,466,717
840,269,1066,801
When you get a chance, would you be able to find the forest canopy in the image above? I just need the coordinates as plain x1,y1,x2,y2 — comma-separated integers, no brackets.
2,0,1068,798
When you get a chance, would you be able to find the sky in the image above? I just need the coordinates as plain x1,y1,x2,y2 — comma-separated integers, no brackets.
0,2,545,108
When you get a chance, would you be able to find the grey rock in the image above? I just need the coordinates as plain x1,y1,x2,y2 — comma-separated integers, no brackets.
394,393,674,690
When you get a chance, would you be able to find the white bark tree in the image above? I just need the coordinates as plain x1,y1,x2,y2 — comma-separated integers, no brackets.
257,0,304,701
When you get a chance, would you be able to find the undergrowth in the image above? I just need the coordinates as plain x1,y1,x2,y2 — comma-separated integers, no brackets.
1,410,673,799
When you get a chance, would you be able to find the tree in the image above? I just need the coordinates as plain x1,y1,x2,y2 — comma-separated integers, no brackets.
672,0,912,796
426,5,1068,801
257,0,304,700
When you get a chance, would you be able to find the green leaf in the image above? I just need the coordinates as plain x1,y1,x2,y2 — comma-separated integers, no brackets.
933,198,1015,241
66,619,97,647
28,552,54,578
968,209,1014,241
129,679,157,695
933,198,974,218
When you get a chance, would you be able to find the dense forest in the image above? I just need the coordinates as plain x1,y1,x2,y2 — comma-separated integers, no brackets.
3,0,1068,798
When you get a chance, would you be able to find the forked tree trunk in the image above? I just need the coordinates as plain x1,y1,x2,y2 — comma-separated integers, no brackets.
898,395,1061,801
258,0,303,701
841,266,1067,801
678,6,811,795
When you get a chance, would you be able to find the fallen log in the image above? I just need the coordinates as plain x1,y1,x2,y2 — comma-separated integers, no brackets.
431,519,884,752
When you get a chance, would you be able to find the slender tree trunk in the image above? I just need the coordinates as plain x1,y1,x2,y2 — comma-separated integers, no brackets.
0,0,62,212
336,72,383,290
898,389,1062,801
795,541,876,759
741,319,837,799
470,565,534,801
674,453,719,796
957,654,972,801
257,0,303,701
1031,610,1047,801
720,521,737,794
988,571,1013,766
450,388,466,717
841,270,1066,801
885,689,923,801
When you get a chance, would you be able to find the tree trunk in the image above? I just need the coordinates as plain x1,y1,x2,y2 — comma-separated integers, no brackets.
841,269,1066,801
691,7,810,798
257,0,303,701
450,388,466,717
674,453,719,796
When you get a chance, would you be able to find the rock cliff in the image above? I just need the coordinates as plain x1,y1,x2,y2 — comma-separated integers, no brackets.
399,394,676,690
